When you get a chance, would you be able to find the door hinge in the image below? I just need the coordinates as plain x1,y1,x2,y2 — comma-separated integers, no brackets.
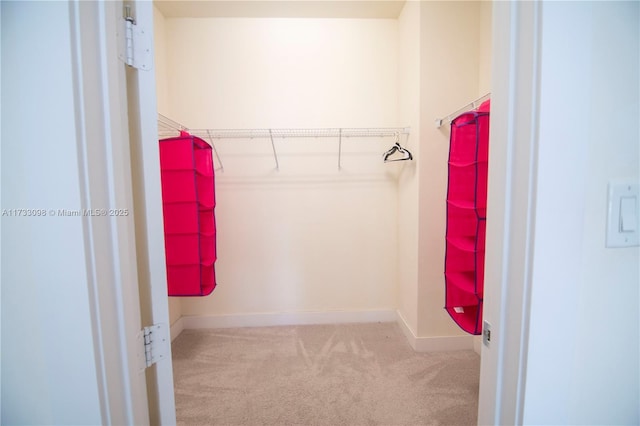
138,323,169,369
117,4,151,70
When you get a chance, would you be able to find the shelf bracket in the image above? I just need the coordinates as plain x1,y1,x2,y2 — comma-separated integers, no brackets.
268,129,280,171
338,128,343,170
206,130,225,173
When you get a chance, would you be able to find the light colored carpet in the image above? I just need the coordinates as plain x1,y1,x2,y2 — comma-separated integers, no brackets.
171,322,479,426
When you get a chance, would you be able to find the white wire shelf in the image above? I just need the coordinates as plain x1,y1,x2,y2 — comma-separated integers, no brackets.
158,114,189,136
435,92,491,128
157,114,411,171
189,127,410,139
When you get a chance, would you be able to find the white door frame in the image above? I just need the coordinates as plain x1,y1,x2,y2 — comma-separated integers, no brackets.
122,0,177,423
69,1,150,424
71,0,176,424
478,1,541,424
77,0,543,423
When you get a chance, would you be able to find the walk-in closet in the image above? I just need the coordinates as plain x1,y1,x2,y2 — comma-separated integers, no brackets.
4,1,639,424
153,1,492,423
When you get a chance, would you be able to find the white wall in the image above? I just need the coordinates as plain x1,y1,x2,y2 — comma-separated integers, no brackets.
163,17,400,319
398,1,493,344
396,0,421,336
154,6,170,117
1,2,102,423
153,5,182,327
523,2,639,423
417,0,485,337
478,1,493,97
166,18,398,129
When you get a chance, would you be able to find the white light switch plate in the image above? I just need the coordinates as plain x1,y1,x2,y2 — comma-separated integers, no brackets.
606,181,640,248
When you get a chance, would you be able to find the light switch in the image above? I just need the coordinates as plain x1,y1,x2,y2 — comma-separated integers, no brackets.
607,182,640,247
620,197,637,232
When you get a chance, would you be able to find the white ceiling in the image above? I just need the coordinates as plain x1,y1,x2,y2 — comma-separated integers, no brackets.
153,0,407,19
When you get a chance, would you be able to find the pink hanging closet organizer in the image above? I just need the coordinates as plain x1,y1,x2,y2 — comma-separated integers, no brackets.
444,100,490,335
159,131,217,296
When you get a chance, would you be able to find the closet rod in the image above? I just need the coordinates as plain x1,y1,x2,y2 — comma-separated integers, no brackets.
186,127,411,139
157,113,411,171
187,127,411,171
435,92,491,128
158,114,410,139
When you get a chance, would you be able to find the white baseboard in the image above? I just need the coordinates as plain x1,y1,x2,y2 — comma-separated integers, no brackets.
413,334,475,352
170,316,185,342
473,335,482,355
173,309,475,352
396,310,475,352
181,309,397,330
396,310,419,350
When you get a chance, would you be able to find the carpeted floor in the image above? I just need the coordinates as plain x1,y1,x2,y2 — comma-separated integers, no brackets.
171,322,480,426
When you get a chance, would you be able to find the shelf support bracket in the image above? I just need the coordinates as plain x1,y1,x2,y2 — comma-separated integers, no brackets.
206,130,225,173
338,128,343,170
268,129,280,171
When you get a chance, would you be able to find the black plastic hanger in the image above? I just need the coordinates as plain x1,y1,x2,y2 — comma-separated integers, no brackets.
383,133,413,162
